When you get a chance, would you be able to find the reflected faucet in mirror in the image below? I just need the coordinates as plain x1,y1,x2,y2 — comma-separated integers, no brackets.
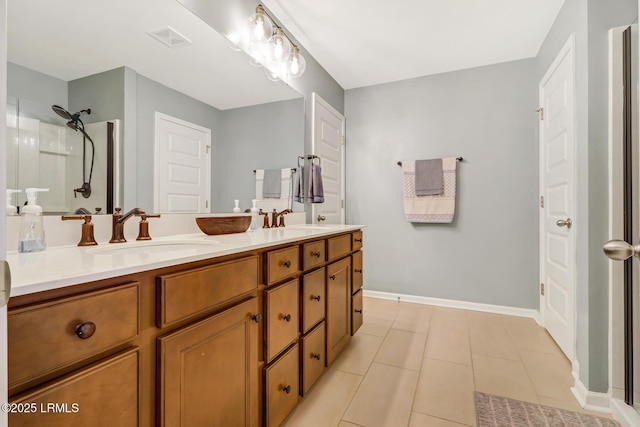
51,105,95,199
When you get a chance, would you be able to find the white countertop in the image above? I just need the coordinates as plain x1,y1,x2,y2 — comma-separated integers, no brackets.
7,224,364,297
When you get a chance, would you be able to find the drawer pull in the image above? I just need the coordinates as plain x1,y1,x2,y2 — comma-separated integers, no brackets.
354,238,363,243
312,353,321,360
75,321,96,339
311,295,321,302
283,260,291,268
251,313,262,323
329,274,336,280
282,314,292,322
312,251,321,258
354,269,362,273
282,385,292,394
355,309,363,314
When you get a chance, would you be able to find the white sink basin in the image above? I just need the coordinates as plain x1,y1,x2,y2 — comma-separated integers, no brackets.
87,240,221,255
285,225,333,230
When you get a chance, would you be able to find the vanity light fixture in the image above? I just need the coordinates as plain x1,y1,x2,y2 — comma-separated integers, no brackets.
247,4,306,80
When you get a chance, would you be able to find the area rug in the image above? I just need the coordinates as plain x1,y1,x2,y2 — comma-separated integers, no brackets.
475,392,620,427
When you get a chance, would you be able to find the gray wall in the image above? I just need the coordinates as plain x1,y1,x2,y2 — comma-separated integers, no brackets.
536,0,637,393
218,98,305,212
7,62,67,108
135,74,222,212
345,58,538,309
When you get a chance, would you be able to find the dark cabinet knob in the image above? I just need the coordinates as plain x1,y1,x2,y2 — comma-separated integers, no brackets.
282,385,291,394
311,295,321,302
355,309,363,314
354,238,363,243
283,260,291,268
75,321,96,339
312,353,321,360
251,313,262,323
354,269,362,273
329,274,336,280
282,314,292,322
313,251,321,258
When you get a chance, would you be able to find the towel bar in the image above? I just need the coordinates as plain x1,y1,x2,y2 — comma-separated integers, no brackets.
397,157,463,166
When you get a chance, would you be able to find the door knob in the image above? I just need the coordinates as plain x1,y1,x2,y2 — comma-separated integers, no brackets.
556,218,572,229
317,215,326,222
603,240,640,261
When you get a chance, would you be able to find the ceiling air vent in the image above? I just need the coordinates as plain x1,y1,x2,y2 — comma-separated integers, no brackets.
147,26,191,48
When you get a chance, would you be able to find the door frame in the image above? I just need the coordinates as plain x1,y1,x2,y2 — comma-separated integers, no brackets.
538,33,578,362
153,112,211,213
0,0,8,421
311,92,345,224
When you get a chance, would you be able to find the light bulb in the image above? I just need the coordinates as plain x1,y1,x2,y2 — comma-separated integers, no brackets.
289,46,306,78
248,5,273,44
267,28,291,62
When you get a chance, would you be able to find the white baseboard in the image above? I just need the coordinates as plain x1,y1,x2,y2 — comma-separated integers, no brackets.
363,289,540,321
571,376,611,414
610,397,640,427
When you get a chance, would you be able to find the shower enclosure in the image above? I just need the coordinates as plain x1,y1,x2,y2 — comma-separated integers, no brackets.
6,97,119,214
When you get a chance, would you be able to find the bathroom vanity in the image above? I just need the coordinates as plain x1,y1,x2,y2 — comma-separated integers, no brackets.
5,225,364,427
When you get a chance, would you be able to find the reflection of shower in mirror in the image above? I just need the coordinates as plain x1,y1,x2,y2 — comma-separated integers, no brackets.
51,105,95,199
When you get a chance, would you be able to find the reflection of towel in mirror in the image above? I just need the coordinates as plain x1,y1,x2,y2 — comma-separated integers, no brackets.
293,167,304,203
263,169,282,198
308,163,324,203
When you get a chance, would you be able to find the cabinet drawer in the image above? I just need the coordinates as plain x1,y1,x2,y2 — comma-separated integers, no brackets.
301,322,326,395
352,231,363,251
302,240,325,271
327,234,352,261
266,246,300,286
158,298,259,427
10,347,139,427
352,289,363,336
265,279,299,362
301,268,325,333
352,250,363,294
158,255,258,328
9,282,139,389
264,343,299,427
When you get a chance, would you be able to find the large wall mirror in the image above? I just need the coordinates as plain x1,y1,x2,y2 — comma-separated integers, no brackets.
6,0,304,215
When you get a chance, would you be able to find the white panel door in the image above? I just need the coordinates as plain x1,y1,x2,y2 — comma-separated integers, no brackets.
539,35,576,361
312,93,345,224
154,113,211,213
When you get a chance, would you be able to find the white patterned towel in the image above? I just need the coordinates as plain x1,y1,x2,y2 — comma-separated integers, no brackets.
401,157,457,223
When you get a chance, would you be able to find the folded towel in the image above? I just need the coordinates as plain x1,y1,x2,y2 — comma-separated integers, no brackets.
263,169,281,198
293,167,304,203
415,158,443,196
401,157,457,223
255,168,293,211
308,163,324,203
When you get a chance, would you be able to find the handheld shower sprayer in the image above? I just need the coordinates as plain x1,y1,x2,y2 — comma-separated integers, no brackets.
51,105,95,199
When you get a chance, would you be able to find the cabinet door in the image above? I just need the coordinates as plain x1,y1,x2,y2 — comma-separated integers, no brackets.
351,250,363,294
301,322,326,395
352,289,363,336
158,298,260,427
326,257,351,366
301,268,326,333
264,279,300,363
264,343,299,427
10,348,139,427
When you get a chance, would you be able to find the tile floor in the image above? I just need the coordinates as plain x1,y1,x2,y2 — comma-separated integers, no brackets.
283,297,611,427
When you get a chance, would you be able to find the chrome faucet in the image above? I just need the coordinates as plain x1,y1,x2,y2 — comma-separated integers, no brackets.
109,207,145,243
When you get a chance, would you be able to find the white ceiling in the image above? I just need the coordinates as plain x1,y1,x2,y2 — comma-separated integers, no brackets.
262,0,565,89
7,0,301,110
8,0,565,108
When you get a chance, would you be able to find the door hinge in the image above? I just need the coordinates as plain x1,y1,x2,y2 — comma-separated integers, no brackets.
536,107,544,121
540,195,544,208
541,283,545,296
206,200,209,209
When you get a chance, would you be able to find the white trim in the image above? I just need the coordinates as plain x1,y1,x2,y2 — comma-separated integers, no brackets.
363,290,541,322
0,0,7,420
611,397,640,427
311,92,345,224
538,33,578,361
570,377,612,413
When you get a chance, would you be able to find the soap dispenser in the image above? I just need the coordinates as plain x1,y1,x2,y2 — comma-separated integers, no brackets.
6,189,21,216
18,188,49,253
233,199,241,213
250,199,259,230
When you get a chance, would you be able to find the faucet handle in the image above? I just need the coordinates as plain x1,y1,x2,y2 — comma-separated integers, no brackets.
135,213,161,241
259,209,270,228
277,209,292,227
61,214,98,247
114,207,122,215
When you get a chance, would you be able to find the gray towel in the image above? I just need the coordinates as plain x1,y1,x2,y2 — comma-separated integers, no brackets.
263,169,281,198
308,163,324,203
415,158,444,196
293,167,304,203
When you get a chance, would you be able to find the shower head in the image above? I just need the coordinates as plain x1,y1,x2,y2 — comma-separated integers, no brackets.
51,105,91,122
66,120,80,131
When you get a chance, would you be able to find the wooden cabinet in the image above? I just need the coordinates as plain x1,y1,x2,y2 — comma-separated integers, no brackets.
301,267,326,333
264,279,299,363
266,245,300,286
302,240,325,270
264,344,299,427
10,348,139,427
326,257,352,366
352,289,363,335
158,298,260,427
301,322,326,395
